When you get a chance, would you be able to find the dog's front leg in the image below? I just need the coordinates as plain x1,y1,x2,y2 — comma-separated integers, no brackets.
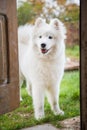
46,85,64,116
32,83,45,120
19,77,24,101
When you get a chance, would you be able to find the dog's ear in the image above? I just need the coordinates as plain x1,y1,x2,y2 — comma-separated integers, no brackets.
35,18,45,27
50,18,59,30
50,18,67,39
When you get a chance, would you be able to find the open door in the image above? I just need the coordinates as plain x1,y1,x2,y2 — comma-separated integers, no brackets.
0,0,19,114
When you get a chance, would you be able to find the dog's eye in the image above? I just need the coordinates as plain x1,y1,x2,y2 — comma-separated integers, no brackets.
48,36,53,39
39,36,42,38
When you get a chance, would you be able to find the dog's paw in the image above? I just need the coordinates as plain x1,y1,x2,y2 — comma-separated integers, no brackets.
35,112,44,120
57,109,64,115
54,109,64,116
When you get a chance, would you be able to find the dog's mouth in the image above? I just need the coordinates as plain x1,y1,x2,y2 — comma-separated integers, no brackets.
41,49,49,54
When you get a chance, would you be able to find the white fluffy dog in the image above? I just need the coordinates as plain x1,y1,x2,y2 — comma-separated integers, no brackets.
18,18,66,120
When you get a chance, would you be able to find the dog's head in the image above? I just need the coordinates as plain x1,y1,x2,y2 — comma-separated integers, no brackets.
32,18,66,56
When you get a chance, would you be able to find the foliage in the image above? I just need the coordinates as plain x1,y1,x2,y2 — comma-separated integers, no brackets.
17,1,79,25
17,2,43,26
59,5,79,23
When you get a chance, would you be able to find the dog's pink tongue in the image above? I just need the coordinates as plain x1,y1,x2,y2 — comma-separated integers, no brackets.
41,49,47,54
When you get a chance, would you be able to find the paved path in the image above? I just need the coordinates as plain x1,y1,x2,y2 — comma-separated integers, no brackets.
21,124,58,130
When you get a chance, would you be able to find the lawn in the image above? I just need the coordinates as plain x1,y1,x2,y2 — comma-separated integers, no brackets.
66,45,79,60
0,71,80,130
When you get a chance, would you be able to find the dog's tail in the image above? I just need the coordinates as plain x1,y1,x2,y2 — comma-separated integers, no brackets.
18,25,33,44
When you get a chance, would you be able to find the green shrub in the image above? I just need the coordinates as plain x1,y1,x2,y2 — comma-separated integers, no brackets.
17,2,35,26
17,2,43,26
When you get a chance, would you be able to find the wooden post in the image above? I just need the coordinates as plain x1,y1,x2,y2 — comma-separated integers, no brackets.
0,0,19,114
81,0,87,129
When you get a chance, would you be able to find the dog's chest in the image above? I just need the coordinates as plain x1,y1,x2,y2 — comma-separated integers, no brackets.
31,60,60,82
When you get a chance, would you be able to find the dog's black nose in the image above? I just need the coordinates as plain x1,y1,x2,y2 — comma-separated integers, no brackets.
41,43,46,48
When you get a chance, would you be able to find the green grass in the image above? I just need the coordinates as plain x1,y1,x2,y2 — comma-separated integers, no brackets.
66,45,79,60
0,71,80,130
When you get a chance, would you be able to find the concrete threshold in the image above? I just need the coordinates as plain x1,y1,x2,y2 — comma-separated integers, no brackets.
21,124,59,130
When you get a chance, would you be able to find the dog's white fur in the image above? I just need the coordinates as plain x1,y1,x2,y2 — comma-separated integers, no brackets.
18,18,66,119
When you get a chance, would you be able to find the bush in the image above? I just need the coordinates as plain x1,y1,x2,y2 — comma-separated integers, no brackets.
17,2,35,26
17,2,43,26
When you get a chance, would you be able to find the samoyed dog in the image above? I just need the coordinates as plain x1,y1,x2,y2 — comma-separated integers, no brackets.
18,18,66,120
